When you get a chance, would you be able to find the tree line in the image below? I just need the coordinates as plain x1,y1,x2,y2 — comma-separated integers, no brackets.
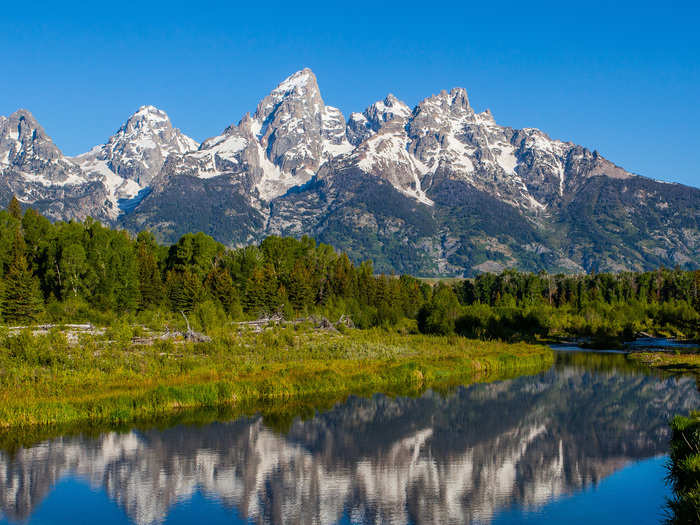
1,197,698,341
419,269,700,341
0,197,429,327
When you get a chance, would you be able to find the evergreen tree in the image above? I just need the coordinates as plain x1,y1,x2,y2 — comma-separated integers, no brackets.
1,229,43,324
243,265,282,314
8,196,22,220
136,233,165,309
287,259,313,312
167,269,205,313
205,266,239,314
417,283,461,335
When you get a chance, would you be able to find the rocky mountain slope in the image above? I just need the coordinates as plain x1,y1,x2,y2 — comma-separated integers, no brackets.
2,68,698,275
72,105,198,214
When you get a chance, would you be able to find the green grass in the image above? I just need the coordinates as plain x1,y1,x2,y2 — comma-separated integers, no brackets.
0,326,554,441
628,352,700,376
667,412,700,524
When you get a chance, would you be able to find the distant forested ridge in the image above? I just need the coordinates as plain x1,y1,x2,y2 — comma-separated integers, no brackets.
0,197,698,341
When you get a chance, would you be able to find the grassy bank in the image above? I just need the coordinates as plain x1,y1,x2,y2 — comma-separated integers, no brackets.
667,412,700,524
628,352,700,375
0,325,554,436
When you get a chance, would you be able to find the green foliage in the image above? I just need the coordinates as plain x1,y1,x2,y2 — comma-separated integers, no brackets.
0,326,555,432
192,299,227,334
417,283,461,335
667,413,700,524
8,196,21,220
0,201,697,345
166,269,206,313
445,267,700,341
136,231,165,309
1,229,44,324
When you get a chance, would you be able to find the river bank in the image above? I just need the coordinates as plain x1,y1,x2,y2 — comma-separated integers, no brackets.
0,325,554,434
667,412,700,523
628,351,700,375
2,345,697,525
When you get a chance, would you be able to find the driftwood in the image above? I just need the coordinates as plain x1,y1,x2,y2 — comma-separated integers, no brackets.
4,317,213,346
4,310,351,346
336,314,355,329
231,313,285,327
230,313,353,332
7,323,106,343
180,311,212,342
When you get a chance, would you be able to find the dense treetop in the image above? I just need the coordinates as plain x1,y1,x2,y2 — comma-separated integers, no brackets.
0,197,698,341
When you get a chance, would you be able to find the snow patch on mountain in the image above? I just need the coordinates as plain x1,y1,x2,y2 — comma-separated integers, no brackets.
189,133,249,179
271,68,315,98
365,94,412,127
519,128,570,196
254,141,311,202
74,105,198,188
19,161,88,187
321,106,353,160
356,125,433,206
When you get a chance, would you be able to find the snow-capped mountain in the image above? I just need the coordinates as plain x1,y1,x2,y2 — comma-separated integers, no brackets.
157,68,352,203
0,110,111,222
346,93,412,146
73,105,198,217
2,68,699,275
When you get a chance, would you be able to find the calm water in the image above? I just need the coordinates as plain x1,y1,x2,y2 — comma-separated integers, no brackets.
1,350,698,525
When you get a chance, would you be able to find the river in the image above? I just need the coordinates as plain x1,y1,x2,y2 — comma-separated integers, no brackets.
1,347,698,524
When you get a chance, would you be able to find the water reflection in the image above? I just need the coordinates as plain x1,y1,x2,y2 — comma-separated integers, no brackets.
1,359,698,525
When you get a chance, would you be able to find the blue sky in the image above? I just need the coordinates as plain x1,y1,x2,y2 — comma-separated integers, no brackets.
1,1,698,187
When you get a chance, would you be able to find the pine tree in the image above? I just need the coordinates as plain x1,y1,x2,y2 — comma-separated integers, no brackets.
137,239,165,309
167,269,205,313
287,260,313,312
1,229,43,324
243,265,281,314
7,196,22,220
205,267,239,314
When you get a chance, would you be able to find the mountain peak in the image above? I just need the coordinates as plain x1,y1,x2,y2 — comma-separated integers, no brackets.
254,68,324,129
437,87,470,109
74,105,198,189
123,105,172,132
133,104,168,118
376,94,411,118
10,108,39,123
6,109,46,140
1,108,62,167
479,108,495,122
271,68,318,98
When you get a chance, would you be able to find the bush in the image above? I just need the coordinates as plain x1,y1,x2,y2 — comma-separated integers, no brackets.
667,413,700,524
455,304,493,339
193,300,227,334
417,284,461,335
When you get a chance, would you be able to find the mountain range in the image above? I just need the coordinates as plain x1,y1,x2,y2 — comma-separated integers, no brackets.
1,68,698,275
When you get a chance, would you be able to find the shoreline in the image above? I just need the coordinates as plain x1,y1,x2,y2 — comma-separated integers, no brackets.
0,328,555,441
628,351,700,375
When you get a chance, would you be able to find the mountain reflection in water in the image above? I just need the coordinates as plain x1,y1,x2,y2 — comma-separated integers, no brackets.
1,355,698,525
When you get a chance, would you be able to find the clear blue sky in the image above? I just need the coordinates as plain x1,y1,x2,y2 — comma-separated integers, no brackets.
1,1,698,187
